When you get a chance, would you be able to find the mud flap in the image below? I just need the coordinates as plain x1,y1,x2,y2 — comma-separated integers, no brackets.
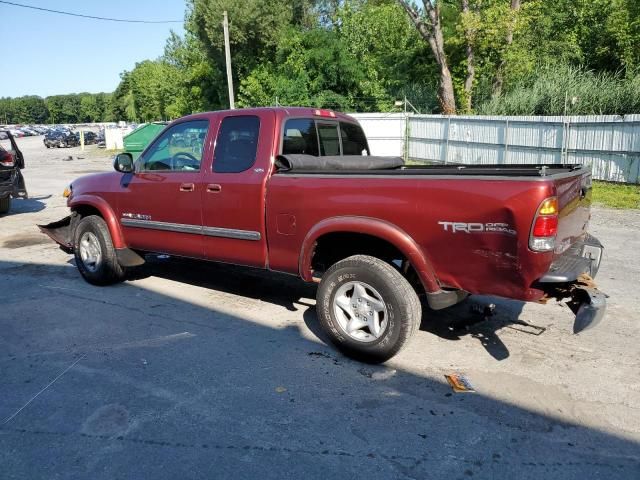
38,215,74,252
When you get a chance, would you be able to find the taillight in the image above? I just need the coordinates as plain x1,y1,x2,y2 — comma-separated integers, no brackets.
0,151,15,167
530,196,558,252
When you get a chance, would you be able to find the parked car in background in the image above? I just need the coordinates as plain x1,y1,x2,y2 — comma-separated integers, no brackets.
77,131,97,145
9,129,24,138
44,130,79,148
0,130,27,214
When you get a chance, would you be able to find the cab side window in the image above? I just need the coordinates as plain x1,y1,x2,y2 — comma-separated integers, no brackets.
213,116,261,173
139,120,209,172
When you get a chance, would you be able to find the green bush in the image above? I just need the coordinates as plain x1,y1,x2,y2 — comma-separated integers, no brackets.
477,65,640,116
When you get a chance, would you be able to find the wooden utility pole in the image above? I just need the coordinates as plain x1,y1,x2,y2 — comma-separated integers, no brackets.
223,11,235,109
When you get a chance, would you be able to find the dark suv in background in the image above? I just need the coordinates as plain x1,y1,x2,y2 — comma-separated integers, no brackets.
43,129,80,148
0,130,27,214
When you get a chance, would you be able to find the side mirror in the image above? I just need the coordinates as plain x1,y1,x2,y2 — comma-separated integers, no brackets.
114,153,134,173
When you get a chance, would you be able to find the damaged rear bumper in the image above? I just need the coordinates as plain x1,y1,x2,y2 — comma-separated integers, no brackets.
536,234,606,334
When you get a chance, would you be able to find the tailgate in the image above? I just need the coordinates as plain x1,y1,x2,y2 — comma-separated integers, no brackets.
553,169,592,254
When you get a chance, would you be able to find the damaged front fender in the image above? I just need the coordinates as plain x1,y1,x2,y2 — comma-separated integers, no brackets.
38,214,146,268
38,215,75,253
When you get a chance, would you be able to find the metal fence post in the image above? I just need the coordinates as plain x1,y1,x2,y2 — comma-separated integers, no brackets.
403,111,409,163
444,117,451,164
504,119,509,164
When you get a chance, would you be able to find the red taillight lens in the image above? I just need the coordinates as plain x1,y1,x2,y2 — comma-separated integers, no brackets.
0,151,15,167
530,196,559,252
532,215,558,237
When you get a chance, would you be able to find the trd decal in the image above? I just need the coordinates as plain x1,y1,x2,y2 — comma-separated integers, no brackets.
122,212,152,221
438,221,516,236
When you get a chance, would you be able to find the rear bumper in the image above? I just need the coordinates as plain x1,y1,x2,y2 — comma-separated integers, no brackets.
536,233,606,333
539,233,603,282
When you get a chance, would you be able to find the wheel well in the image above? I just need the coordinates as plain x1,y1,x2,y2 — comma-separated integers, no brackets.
311,232,419,286
72,205,102,219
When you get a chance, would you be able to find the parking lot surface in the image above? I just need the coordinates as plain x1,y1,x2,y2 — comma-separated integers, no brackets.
1,136,639,479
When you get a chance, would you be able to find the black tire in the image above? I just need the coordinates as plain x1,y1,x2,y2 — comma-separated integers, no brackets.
73,215,126,285
316,255,421,363
0,196,10,214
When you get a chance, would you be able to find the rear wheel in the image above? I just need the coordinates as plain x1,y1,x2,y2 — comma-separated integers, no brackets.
0,196,10,214
73,215,126,285
316,255,421,363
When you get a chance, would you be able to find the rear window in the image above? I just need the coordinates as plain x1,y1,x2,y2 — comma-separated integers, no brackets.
317,123,340,156
282,119,319,156
281,119,369,156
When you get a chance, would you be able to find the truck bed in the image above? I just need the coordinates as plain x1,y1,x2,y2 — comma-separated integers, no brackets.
274,157,586,178
267,161,592,302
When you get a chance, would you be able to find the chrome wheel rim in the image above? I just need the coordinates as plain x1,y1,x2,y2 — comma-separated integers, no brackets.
333,281,388,343
79,232,102,273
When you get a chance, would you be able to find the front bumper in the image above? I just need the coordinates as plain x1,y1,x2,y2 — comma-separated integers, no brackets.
537,233,606,333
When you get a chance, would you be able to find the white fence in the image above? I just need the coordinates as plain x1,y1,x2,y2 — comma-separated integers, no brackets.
350,113,640,184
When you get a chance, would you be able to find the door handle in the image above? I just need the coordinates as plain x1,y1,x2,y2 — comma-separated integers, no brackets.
206,183,222,193
179,183,195,192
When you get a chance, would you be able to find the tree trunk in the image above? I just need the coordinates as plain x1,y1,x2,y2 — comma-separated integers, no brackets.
492,0,521,98
462,0,475,112
398,1,457,114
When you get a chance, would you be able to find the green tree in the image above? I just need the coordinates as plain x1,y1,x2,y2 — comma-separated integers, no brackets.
80,95,100,122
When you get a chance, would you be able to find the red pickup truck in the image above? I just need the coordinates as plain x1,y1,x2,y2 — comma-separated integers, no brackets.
40,107,605,362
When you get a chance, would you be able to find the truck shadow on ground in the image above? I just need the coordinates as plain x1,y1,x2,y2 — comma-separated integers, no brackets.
420,297,530,361
1,259,638,479
130,257,567,363
127,256,318,313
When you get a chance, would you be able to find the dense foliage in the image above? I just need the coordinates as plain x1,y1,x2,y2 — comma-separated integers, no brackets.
2,0,639,124
0,93,115,125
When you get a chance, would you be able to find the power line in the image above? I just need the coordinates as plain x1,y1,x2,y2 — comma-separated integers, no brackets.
0,0,183,24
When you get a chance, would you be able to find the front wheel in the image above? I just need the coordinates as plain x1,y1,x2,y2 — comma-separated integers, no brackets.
73,215,126,285
316,255,421,363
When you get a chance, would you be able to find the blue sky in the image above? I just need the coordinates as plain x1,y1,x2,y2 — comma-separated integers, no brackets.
1,0,186,97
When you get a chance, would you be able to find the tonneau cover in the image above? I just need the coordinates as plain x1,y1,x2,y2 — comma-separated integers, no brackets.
276,154,404,172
